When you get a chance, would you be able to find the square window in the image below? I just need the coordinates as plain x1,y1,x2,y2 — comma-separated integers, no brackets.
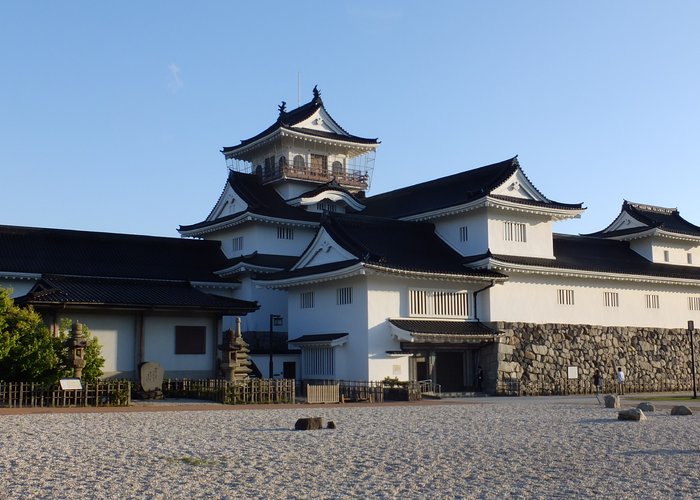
175,326,206,355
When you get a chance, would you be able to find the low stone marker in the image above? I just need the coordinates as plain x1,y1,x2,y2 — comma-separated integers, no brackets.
618,408,646,421
137,361,164,399
671,405,693,416
636,402,655,412
295,417,324,430
604,395,620,409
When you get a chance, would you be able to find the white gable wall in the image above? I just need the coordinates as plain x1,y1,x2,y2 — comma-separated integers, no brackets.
486,273,700,329
208,185,249,221
630,237,700,266
210,224,316,259
0,279,38,298
434,210,489,257
487,209,555,259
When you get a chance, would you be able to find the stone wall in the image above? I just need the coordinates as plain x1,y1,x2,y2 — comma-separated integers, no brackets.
490,322,697,395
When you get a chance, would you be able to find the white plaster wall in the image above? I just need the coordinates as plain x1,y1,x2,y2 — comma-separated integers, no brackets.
287,276,369,381
249,353,301,379
55,312,136,378
210,224,316,259
434,210,489,257
366,276,409,381
487,209,555,259
229,277,288,334
487,274,700,329
631,238,700,266
143,314,218,378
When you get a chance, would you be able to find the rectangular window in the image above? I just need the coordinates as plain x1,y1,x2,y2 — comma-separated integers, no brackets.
300,291,315,309
409,289,469,318
459,226,468,242
689,297,700,311
232,236,244,252
604,292,619,308
504,221,527,242
688,253,693,265
317,201,337,213
277,226,294,240
175,326,206,355
302,346,334,376
310,154,328,173
645,294,660,309
663,250,670,262
337,287,352,305
557,289,575,306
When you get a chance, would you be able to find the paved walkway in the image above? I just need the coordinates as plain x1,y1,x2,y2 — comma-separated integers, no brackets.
2,391,699,415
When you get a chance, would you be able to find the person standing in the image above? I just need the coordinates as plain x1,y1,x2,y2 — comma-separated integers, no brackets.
593,369,603,404
617,367,625,395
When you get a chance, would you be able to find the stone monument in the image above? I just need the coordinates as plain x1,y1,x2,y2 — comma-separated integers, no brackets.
137,361,164,399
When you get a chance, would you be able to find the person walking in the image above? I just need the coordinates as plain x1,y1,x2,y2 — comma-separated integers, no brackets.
617,367,625,395
593,369,603,405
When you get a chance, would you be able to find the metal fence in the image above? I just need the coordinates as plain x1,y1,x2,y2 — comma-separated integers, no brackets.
0,381,131,408
161,378,296,405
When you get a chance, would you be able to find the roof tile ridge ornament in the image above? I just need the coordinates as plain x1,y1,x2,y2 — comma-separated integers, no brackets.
277,101,287,123
312,85,321,102
625,200,678,215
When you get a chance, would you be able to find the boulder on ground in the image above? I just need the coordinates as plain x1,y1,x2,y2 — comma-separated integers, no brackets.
671,405,693,416
295,417,324,430
618,408,646,421
604,395,620,409
636,402,655,412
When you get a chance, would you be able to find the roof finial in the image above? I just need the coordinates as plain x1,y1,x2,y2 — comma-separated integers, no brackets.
312,85,321,100
278,101,287,117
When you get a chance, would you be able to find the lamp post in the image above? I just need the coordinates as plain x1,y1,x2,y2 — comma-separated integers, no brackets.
689,320,697,399
269,314,283,379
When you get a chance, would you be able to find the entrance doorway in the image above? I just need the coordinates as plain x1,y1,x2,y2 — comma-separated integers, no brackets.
283,362,296,380
434,350,478,392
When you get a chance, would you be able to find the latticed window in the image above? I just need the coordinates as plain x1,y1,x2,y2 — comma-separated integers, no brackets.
331,161,344,177
459,226,468,242
317,201,337,213
604,292,619,308
232,236,243,252
504,221,527,242
293,155,306,171
277,226,294,240
557,289,575,306
645,294,660,309
302,346,334,376
300,291,315,309
689,296,700,311
409,289,469,318
337,287,352,305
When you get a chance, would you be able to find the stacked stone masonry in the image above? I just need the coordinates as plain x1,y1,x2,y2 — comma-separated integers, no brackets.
491,322,697,395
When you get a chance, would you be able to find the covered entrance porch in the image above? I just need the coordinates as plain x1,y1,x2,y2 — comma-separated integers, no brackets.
388,318,499,395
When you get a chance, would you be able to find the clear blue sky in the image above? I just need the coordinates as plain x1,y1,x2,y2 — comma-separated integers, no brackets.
2,2,699,237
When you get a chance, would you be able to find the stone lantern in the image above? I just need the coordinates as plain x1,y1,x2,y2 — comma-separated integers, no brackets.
66,320,87,379
218,317,252,382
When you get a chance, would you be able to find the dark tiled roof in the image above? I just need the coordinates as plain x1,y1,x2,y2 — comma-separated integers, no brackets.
587,201,700,238
288,333,348,343
321,214,504,278
0,225,232,282
481,234,700,281
363,157,582,219
178,171,319,233
224,253,300,271
17,275,259,313
389,319,497,336
255,260,362,282
293,180,366,209
222,92,378,156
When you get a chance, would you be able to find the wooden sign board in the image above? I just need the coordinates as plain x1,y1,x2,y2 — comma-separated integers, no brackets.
567,366,579,380
60,378,83,390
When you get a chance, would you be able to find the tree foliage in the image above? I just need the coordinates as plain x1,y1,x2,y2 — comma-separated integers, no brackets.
0,288,105,384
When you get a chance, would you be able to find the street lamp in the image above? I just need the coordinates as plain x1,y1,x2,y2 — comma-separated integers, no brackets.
269,314,283,379
689,320,697,399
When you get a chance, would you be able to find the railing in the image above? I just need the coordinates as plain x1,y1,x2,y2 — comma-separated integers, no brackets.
0,381,131,408
260,163,369,189
418,379,442,397
161,378,295,405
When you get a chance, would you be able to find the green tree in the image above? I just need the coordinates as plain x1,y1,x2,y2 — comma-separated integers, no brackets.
0,288,105,383
0,287,60,383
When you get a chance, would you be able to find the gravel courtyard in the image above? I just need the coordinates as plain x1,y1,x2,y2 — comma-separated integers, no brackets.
1,397,698,498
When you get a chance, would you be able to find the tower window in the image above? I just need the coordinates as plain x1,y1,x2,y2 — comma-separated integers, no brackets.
504,221,526,242
337,287,352,305
459,226,468,242
277,226,294,240
557,289,575,306
293,155,306,172
688,253,693,265
300,291,315,309
663,250,670,262
232,236,244,253
604,292,619,308
645,294,660,309
331,161,344,177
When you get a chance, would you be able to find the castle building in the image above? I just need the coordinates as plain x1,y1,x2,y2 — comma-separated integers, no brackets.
3,88,699,392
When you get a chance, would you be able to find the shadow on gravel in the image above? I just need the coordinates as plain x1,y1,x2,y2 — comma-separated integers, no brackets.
623,449,700,457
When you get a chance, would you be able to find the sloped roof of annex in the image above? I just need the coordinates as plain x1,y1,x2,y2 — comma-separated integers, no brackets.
178,170,321,237
464,233,700,286
256,213,506,288
583,200,700,242
362,156,584,221
0,224,258,313
221,87,379,160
